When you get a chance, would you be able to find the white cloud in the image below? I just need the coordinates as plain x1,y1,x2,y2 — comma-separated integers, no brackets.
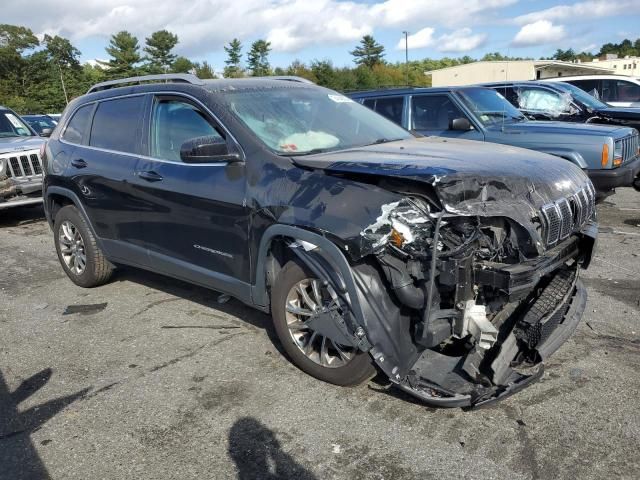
1,0,516,55
437,28,488,53
511,20,566,47
514,0,640,25
396,28,435,50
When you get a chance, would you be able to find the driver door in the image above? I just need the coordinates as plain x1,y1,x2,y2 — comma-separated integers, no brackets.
131,94,251,289
410,94,484,140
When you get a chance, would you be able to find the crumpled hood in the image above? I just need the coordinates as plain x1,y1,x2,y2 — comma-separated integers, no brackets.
294,137,591,250
0,136,45,154
598,107,640,120
495,120,630,138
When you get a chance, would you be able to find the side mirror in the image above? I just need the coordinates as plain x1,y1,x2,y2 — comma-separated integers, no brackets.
450,118,472,131
180,136,240,163
40,128,53,137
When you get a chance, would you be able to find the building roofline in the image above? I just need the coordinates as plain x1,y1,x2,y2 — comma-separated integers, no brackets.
424,59,614,75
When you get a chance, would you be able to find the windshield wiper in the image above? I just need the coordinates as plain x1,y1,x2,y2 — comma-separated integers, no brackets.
279,147,332,157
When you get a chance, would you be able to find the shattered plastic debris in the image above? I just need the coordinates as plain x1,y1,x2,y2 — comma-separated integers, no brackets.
361,199,432,250
217,294,231,304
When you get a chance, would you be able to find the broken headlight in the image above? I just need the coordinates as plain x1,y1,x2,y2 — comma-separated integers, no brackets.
361,197,434,255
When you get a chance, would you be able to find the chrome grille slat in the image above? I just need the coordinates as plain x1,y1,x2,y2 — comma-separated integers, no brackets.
557,198,573,240
617,132,639,164
541,182,595,247
1,150,43,180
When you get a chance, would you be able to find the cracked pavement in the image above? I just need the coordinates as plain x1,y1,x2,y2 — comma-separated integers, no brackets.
1,188,639,480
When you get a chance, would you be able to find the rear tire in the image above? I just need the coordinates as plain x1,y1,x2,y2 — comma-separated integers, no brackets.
54,205,114,287
271,260,375,386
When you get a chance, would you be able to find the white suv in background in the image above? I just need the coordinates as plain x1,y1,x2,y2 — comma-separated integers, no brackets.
544,75,640,108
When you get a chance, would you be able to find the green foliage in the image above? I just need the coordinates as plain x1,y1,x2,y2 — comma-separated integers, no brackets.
1,23,638,115
193,61,216,79
143,30,178,73
350,35,385,68
171,56,194,73
223,38,244,78
101,31,141,79
247,40,271,76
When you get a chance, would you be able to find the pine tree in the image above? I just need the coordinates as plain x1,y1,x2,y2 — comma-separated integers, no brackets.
171,56,194,74
100,31,141,79
350,35,385,68
144,30,178,73
223,38,243,78
247,40,271,76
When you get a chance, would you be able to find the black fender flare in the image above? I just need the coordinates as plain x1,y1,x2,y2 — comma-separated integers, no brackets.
251,224,365,319
251,224,418,379
44,186,105,250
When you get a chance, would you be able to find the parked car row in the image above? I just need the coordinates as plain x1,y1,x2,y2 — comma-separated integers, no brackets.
350,82,640,197
544,75,640,108
35,73,599,408
0,106,46,210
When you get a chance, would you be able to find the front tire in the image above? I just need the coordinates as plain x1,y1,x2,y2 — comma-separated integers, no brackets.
54,205,114,287
271,260,375,386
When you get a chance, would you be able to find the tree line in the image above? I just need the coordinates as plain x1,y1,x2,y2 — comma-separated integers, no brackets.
1,23,638,114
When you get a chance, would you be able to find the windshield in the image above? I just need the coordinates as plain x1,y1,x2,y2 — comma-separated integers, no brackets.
223,87,412,154
23,116,56,134
455,88,525,126
553,82,608,110
0,110,34,138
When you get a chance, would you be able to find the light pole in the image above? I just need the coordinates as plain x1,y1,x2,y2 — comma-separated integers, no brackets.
402,31,409,86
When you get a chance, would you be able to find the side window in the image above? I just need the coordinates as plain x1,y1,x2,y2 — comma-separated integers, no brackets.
568,79,599,97
411,95,464,130
372,97,403,125
150,98,223,162
362,98,376,108
603,79,640,102
90,96,145,154
62,104,93,144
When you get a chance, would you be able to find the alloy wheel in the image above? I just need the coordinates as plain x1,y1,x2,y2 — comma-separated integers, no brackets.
284,278,355,368
58,220,87,275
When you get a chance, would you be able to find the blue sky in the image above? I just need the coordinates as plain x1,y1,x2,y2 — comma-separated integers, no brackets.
4,1,640,72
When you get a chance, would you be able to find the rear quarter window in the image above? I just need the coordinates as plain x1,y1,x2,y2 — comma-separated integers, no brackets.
89,96,145,154
62,104,94,144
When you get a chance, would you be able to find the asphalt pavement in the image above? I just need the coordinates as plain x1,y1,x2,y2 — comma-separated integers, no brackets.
1,188,639,480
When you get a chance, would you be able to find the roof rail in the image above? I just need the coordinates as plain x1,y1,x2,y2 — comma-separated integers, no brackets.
258,75,315,84
87,73,205,94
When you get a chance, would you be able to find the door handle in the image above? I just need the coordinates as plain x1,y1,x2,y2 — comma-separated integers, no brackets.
137,170,163,182
71,158,87,168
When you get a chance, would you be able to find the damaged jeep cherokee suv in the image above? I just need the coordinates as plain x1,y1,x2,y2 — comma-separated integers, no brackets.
43,74,597,407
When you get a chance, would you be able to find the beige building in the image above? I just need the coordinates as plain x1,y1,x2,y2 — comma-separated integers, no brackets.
426,60,614,87
589,55,640,76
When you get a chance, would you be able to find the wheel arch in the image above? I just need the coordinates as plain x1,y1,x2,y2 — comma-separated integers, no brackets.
45,187,104,250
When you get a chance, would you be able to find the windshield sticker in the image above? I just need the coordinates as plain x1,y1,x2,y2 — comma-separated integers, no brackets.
5,113,24,129
328,94,353,103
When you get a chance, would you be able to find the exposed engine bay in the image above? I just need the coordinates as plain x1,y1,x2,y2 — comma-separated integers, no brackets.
289,187,595,408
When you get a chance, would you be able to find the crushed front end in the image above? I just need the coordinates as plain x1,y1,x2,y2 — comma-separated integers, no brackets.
359,182,597,408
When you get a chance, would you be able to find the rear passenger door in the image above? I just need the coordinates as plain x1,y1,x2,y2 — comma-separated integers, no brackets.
131,94,250,291
65,95,148,260
410,94,483,140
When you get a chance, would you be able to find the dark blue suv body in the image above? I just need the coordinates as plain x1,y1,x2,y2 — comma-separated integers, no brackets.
42,75,596,408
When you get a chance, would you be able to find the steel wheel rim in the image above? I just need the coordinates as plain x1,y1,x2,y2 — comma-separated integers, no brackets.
284,278,355,368
59,220,87,275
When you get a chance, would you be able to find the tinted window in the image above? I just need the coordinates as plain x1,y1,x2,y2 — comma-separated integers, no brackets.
90,96,144,153
363,98,376,108
568,79,600,98
411,95,464,130
372,97,403,124
62,105,93,144
602,79,640,102
151,98,223,162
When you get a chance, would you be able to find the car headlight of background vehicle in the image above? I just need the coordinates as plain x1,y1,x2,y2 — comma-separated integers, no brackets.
613,139,624,167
